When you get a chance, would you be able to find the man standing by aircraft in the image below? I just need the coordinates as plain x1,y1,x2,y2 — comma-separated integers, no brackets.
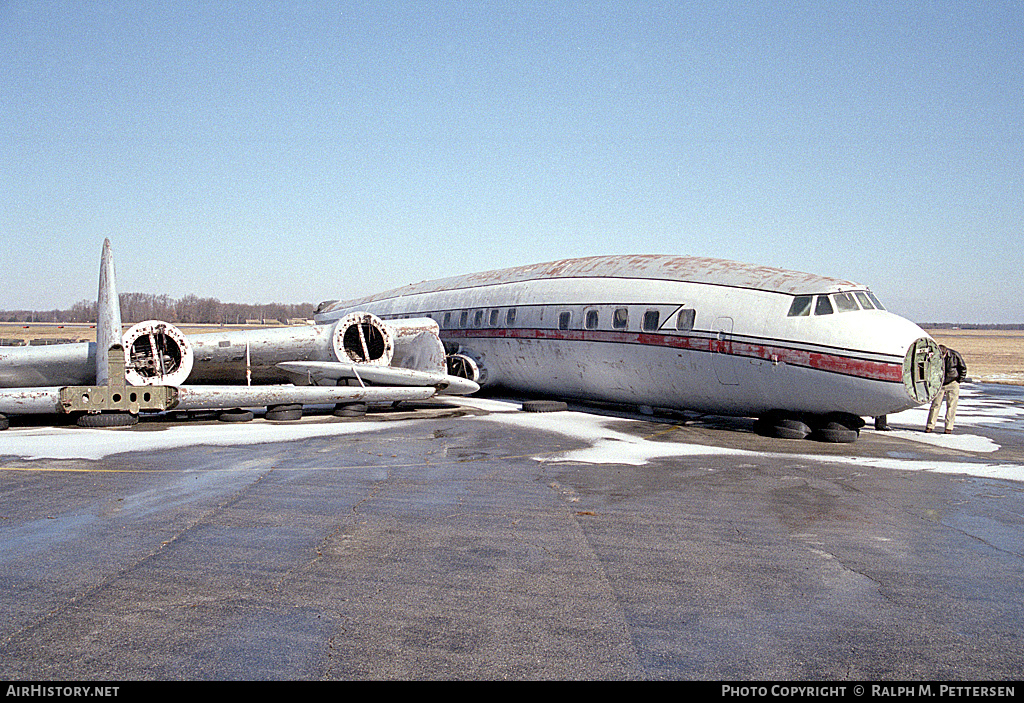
926,345,968,434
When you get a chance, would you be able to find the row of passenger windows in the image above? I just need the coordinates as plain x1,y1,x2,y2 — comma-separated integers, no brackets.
433,307,697,332
439,309,516,329
787,291,885,317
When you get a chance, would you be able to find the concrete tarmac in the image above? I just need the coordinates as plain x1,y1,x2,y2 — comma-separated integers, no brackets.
1,385,1022,680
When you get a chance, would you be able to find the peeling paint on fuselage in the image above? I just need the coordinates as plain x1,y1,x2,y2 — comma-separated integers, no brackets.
318,255,939,418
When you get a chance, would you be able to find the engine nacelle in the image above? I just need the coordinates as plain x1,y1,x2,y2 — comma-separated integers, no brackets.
125,312,407,387
329,312,394,366
387,318,446,374
446,350,488,387
123,320,195,386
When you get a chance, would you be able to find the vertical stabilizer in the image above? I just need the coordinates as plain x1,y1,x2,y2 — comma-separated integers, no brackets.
95,238,123,386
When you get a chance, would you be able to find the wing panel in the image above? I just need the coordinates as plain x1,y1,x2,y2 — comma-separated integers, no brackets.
173,384,436,410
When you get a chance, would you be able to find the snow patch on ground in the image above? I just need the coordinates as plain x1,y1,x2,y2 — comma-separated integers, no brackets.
2,386,1023,483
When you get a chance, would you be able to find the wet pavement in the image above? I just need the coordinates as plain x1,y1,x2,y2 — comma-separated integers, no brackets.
1,386,1022,680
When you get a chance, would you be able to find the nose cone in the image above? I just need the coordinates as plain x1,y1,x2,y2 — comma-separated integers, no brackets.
903,337,942,404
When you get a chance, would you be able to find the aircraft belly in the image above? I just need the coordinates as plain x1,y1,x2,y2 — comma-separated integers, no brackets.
456,336,910,417
756,361,912,417
458,338,733,411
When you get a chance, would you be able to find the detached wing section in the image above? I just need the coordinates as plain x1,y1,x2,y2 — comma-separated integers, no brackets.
0,240,478,428
173,384,438,410
0,382,438,417
0,314,476,415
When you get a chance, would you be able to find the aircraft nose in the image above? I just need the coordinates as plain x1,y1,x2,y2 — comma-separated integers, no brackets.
902,337,942,404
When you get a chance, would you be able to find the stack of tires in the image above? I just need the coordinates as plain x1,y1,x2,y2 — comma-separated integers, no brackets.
754,411,863,443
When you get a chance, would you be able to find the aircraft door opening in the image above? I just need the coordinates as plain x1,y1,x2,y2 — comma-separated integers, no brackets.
903,337,942,403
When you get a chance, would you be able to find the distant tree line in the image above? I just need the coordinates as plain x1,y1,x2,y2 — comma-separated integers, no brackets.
1,293,315,325
919,323,1024,330
5,300,1019,329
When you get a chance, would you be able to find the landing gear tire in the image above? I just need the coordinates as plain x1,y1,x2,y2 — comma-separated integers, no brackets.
333,402,368,417
812,421,859,444
219,408,254,422
522,400,568,413
754,414,811,440
266,404,303,421
77,412,139,428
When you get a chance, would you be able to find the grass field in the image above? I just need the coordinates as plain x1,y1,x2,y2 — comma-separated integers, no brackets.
927,329,1024,386
3,323,1021,385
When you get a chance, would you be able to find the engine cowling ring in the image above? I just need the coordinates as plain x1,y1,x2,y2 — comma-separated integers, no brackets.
446,351,487,386
331,312,394,367
122,320,195,386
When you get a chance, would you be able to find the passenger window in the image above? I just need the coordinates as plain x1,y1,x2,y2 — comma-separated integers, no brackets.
489,309,500,326
643,310,660,332
788,296,812,317
815,296,834,316
613,308,628,330
506,308,517,326
459,311,469,328
676,309,696,331
585,309,599,330
443,312,451,329
834,292,859,312
558,311,571,330
474,310,484,327
854,291,875,310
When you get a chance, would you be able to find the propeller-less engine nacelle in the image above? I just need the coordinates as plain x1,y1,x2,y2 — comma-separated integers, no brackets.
446,349,488,387
123,320,195,387
122,312,432,386
331,312,394,366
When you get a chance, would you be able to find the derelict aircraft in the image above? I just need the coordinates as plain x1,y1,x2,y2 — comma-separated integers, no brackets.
315,254,944,442
0,239,478,428
0,242,942,442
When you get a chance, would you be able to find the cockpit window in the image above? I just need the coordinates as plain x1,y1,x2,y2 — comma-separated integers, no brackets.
791,291,884,317
834,292,859,312
788,296,813,317
854,291,875,310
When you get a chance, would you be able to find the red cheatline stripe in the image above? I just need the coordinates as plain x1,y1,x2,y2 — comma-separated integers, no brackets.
442,328,904,383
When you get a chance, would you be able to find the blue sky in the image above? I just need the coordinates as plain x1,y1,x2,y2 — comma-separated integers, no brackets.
2,1,1021,322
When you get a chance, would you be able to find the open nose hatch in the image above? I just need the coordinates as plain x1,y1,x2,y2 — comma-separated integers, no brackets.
903,337,942,404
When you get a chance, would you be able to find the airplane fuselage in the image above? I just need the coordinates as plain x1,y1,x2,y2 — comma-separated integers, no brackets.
315,255,942,419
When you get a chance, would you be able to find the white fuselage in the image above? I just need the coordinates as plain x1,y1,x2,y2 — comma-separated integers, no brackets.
315,256,941,419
